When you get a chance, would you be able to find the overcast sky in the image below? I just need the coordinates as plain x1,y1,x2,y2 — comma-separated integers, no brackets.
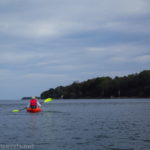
0,0,150,99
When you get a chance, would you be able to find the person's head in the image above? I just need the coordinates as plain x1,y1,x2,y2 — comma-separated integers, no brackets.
32,96,36,99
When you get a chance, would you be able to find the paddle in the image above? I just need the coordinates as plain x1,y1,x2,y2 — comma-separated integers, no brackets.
41,98,53,104
12,98,53,112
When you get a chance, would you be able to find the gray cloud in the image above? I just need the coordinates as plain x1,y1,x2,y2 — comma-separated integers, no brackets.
0,0,150,39
0,0,150,99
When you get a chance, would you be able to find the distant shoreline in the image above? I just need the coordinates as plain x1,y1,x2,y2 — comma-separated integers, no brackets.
21,97,150,100
0,98,149,101
40,70,150,99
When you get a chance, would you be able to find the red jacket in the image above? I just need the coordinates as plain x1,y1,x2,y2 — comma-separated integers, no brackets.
30,99,37,106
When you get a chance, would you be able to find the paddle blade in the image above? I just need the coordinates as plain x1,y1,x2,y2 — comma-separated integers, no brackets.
44,98,53,103
12,109,20,112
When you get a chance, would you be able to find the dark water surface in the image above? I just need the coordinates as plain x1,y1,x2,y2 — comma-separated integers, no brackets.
0,99,150,150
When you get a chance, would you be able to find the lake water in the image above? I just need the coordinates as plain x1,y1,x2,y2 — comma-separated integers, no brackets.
0,99,150,150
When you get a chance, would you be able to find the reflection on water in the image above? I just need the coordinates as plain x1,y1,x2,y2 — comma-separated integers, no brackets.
0,99,150,150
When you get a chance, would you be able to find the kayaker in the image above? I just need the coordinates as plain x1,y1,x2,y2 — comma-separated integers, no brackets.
27,97,41,109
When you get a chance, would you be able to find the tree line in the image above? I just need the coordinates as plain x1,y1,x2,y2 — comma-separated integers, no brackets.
40,70,150,99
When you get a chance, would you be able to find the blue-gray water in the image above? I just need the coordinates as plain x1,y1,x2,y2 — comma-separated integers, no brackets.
0,99,150,150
